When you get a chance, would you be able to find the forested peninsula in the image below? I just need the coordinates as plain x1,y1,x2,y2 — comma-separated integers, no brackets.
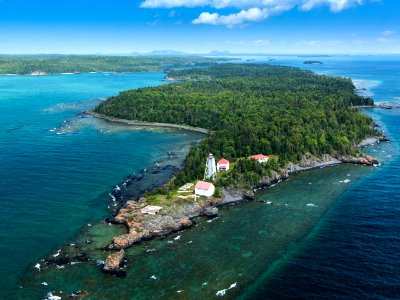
94,64,376,190
0,55,225,75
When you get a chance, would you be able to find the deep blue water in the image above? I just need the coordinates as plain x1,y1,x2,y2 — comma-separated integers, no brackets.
0,72,201,298
240,55,400,299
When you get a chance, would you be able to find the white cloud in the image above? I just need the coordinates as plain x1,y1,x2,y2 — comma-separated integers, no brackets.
141,0,365,11
192,12,219,25
300,0,364,12
141,0,368,26
193,5,292,27
193,8,267,27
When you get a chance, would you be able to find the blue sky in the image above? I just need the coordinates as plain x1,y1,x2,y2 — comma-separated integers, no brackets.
0,0,399,54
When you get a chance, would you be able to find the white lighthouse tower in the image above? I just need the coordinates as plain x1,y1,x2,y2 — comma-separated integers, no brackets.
204,153,217,180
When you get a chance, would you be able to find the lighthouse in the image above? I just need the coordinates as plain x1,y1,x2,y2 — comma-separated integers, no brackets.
204,153,217,180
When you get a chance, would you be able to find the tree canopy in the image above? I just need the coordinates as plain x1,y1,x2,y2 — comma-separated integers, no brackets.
0,55,225,74
95,63,375,187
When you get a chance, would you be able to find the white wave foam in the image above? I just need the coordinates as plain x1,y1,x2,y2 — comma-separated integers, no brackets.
45,292,61,300
216,289,227,296
34,263,41,271
352,79,382,97
216,282,237,297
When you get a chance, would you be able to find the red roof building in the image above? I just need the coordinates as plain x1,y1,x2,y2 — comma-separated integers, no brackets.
249,154,270,163
217,158,230,172
195,180,215,197
195,181,212,190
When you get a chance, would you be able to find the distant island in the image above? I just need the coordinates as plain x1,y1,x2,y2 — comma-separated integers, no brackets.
0,55,229,75
303,60,324,64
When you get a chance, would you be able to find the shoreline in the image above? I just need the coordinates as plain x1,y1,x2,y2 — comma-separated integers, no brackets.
37,110,386,277
99,139,383,275
87,111,211,134
89,111,384,261
0,70,165,77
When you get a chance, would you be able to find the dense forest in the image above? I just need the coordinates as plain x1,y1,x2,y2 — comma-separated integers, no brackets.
0,55,224,74
95,64,375,188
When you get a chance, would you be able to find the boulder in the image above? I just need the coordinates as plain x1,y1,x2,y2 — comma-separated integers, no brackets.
204,207,219,217
379,135,390,142
243,190,255,200
180,219,192,227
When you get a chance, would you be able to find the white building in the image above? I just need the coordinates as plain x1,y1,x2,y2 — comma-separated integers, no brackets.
195,181,215,197
249,154,270,163
217,158,230,172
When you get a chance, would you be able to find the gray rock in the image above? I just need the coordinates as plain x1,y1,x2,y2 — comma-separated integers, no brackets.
204,207,219,217
243,191,255,200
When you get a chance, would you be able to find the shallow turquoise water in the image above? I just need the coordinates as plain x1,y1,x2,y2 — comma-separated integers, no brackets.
19,163,376,299
0,72,202,299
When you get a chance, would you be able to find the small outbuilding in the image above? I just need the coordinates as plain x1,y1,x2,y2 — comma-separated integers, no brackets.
195,181,215,197
249,154,270,163
217,158,230,172
140,205,163,215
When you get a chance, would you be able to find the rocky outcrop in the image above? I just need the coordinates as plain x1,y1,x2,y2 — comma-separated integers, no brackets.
102,249,126,277
378,135,390,142
357,135,390,148
45,250,89,266
108,198,225,250
339,155,379,165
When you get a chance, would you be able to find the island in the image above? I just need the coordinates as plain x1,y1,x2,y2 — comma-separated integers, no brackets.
88,63,384,274
303,60,324,64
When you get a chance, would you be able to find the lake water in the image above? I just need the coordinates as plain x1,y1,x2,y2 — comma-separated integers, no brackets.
1,57,399,299
0,72,202,299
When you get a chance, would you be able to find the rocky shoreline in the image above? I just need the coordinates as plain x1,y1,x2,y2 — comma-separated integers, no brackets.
99,138,386,275
36,108,388,277
86,111,210,135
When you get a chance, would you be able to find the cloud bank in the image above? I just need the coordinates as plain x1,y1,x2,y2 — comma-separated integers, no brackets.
141,0,366,26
